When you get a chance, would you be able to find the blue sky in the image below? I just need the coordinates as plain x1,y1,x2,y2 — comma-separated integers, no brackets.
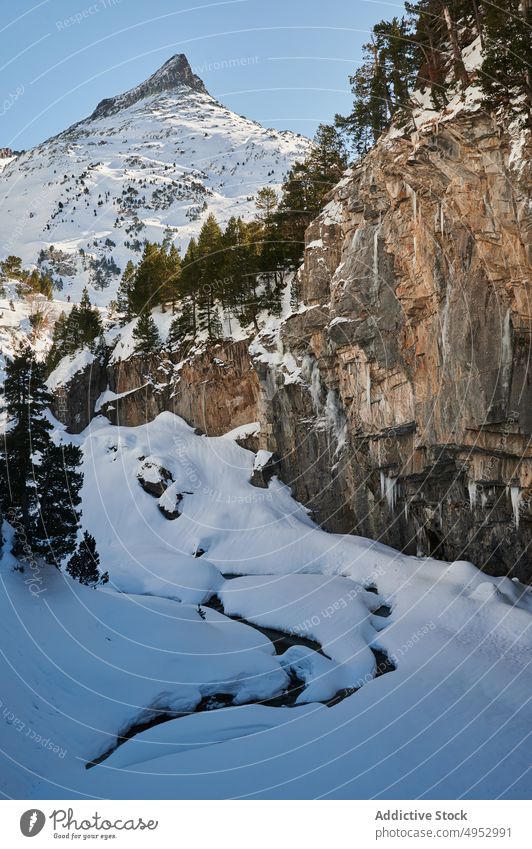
1,0,405,150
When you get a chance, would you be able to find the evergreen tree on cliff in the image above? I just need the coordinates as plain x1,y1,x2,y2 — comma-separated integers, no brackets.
46,311,69,373
253,189,284,292
0,345,89,564
167,304,195,350
276,124,348,265
127,243,166,314
177,237,199,336
46,291,102,374
160,242,182,313
116,260,136,323
0,344,52,549
222,216,258,324
67,531,108,587
132,310,161,354
196,214,224,337
479,0,532,116
336,17,416,151
78,287,103,347
35,443,83,562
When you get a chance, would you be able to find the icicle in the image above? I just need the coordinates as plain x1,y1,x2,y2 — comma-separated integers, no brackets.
440,296,449,366
325,390,347,452
497,308,513,401
373,218,381,291
501,308,512,369
387,477,397,512
440,203,444,237
310,361,321,410
468,482,477,510
406,184,418,266
407,185,417,223
366,366,371,409
510,487,522,528
380,471,397,512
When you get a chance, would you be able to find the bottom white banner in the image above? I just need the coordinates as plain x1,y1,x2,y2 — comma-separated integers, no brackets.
0,799,529,848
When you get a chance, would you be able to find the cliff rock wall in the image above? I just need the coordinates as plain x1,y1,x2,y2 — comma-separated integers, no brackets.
52,339,260,436
257,111,531,579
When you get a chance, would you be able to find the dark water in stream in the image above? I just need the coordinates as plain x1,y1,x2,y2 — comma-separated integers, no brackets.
86,589,395,769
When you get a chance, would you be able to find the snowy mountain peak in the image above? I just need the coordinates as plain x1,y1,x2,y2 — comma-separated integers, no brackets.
90,54,209,120
0,54,310,304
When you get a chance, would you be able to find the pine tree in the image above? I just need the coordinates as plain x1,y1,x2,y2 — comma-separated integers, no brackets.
336,18,417,151
196,215,224,337
65,304,82,354
254,189,285,290
35,443,83,562
132,310,161,354
66,531,108,586
275,124,348,266
220,216,263,330
129,243,160,314
479,0,532,116
26,269,53,299
255,187,278,228
78,287,103,347
116,260,136,323
0,344,53,548
0,255,25,282
374,17,418,115
46,291,103,376
222,216,255,312
306,124,349,193
46,311,69,373
39,272,53,299
0,345,88,563
178,238,200,335
275,159,315,268
160,243,182,313
406,1,479,105
123,242,183,316
336,39,390,152
129,243,158,315
167,304,195,350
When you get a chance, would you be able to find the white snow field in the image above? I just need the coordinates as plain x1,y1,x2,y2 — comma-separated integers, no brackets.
0,411,531,799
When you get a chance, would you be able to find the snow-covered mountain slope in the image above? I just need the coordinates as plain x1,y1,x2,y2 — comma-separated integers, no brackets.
0,54,310,306
1,411,531,799
0,153,16,175
0,283,76,382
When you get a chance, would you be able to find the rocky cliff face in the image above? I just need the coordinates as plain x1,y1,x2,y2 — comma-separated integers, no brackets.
52,339,260,436
258,110,532,580
53,108,531,580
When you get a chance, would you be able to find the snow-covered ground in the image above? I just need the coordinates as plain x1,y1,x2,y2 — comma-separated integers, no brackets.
1,411,531,799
